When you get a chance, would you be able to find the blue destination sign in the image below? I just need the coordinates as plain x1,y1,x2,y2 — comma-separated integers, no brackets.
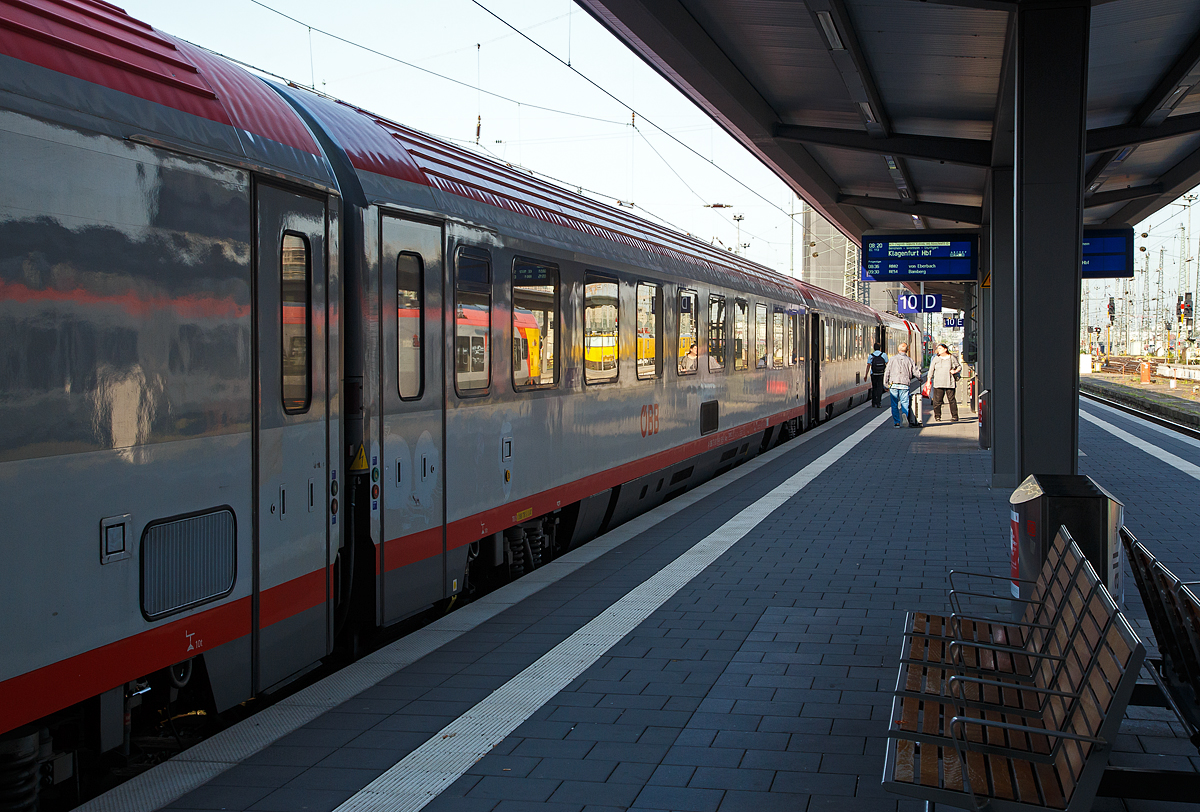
862,233,979,282
898,293,942,314
1082,227,1134,279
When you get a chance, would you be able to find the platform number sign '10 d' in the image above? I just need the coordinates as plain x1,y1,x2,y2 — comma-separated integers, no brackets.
898,293,942,314
862,232,979,282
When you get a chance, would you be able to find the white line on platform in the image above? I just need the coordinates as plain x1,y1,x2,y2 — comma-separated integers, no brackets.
1080,410,1200,481
73,405,885,812
334,409,892,812
1082,397,1200,451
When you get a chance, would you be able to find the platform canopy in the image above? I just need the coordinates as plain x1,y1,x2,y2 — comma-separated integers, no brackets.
577,0,1200,241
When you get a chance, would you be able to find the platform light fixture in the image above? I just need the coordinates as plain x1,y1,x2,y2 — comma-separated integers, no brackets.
858,102,877,124
816,10,845,51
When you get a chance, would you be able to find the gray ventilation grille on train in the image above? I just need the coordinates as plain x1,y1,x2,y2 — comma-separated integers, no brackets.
141,509,236,619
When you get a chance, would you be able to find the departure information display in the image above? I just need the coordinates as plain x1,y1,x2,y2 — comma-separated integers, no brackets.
861,233,979,282
1082,227,1134,278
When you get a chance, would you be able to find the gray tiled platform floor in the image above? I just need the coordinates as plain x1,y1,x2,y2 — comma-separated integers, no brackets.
156,400,1200,812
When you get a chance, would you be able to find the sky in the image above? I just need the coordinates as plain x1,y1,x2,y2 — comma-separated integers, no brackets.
121,0,1200,317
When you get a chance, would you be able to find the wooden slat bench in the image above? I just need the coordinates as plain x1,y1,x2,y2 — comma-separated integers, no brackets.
901,531,1098,693
883,530,1145,811
1120,527,1200,745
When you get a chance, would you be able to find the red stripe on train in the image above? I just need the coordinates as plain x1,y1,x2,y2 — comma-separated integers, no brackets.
3,403,825,735
0,597,250,735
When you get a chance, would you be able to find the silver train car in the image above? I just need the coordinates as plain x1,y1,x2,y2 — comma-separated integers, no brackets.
0,0,920,789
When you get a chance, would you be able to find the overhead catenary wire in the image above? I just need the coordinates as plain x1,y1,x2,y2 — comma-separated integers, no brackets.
237,1,834,261
467,0,799,222
246,0,629,127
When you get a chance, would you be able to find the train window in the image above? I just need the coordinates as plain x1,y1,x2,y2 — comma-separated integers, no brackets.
397,252,424,400
512,259,559,390
455,246,491,395
772,310,785,368
791,313,803,364
708,294,726,372
281,233,311,414
733,299,749,370
678,289,698,375
636,282,661,380
783,311,794,367
754,303,768,369
585,274,619,384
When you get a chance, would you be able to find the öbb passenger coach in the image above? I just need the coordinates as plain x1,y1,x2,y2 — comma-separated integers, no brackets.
0,0,922,776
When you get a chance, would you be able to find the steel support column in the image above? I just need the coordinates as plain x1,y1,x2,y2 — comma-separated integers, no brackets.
990,168,1017,488
1014,1,1089,479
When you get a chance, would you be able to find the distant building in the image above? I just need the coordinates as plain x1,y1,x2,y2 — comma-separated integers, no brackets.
799,206,907,315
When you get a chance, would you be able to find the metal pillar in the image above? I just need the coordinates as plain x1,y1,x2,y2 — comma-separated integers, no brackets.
1013,0,1089,479
990,167,1018,488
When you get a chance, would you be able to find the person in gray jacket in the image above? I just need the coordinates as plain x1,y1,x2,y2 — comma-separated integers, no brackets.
927,343,962,422
883,343,920,428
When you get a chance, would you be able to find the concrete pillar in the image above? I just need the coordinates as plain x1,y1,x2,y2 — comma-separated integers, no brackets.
1014,0,1089,479
990,168,1017,488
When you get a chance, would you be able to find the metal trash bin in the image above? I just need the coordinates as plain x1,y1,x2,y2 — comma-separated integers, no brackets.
1009,474,1123,618
977,389,990,450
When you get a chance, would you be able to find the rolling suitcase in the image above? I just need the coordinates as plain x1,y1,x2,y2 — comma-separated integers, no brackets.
908,389,922,427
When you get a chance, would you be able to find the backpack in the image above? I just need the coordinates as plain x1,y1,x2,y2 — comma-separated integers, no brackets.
869,352,887,374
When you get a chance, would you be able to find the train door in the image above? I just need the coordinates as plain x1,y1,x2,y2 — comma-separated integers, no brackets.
379,216,445,623
808,313,822,425
254,183,331,692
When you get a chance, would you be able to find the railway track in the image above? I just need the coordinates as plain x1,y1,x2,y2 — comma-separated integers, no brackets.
1079,390,1200,442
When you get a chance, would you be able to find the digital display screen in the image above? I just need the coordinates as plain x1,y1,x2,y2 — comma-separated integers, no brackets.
1082,227,1134,278
861,233,979,282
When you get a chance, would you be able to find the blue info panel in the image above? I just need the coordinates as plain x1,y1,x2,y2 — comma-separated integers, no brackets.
1081,227,1134,279
861,233,979,282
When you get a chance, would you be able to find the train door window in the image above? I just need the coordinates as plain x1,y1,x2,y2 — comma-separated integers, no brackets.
823,319,832,363
512,258,559,389
771,309,785,368
791,313,803,365
396,252,424,400
781,310,793,367
708,294,726,372
733,299,749,370
584,274,619,384
678,289,698,375
281,233,311,413
754,303,768,369
636,282,661,380
455,246,491,395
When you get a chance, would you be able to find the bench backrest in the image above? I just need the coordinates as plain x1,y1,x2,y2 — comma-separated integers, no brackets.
1022,535,1093,662
1020,530,1074,628
1121,527,1200,700
1050,591,1144,808
1150,560,1200,694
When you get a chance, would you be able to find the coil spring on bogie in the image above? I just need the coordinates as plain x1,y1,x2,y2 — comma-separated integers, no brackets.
504,526,526,579
0,730,39,812
524,524,544,569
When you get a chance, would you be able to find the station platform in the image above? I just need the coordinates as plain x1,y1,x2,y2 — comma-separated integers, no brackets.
79,399,1200,812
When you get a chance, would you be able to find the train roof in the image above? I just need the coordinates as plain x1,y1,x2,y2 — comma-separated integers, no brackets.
876,311,910,330
0,0,335,186
278,84,878,319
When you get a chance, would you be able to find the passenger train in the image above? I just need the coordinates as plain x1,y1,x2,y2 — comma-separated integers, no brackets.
0,0,923,790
